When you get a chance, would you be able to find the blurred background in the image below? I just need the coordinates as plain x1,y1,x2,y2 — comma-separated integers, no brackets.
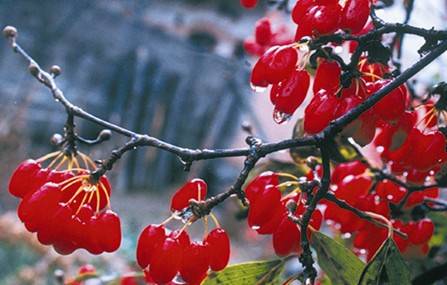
1,0,447,284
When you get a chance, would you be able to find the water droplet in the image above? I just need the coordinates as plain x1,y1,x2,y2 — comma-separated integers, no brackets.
250,83,267,93
342,232,352,239
359,249,367,255
376,146,385,153
251,225,260,230
54,98,60,102
273,109,291,124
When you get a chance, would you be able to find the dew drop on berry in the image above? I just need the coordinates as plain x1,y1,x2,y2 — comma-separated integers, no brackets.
376,146,384,153
342,232,352,239
273,108,291,124
250,83,267,93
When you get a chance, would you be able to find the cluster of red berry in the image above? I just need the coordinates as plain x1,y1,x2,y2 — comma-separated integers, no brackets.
373,110,447,181
250,43,310,123
245,172,322,256
292,0,371,39
320,161,437,260
136,179,230,285
9,154,121,255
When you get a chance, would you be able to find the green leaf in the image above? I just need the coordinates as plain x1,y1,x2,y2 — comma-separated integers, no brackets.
358,238,412,285
202,259,284,285
312,231,367,285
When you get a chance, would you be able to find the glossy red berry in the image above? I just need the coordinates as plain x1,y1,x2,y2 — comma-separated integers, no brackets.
272,216,301,256
291,0,316,24
409,219,434,245
375,180,406,205
97,209,122,252
270,69,310,115
304,89,339,134
244,172,278,203
307,4,342,35
367,80,408,121
170,179,208,212
136,224,167,269
149,237,182,284
313,59,341,94
340,0,371,33
205,228,231,271
331,161,367,184
8,159,42,198
18,182,62,232
409,130,447,171
180,242,209,284
250,46,298,87
247,185,282,228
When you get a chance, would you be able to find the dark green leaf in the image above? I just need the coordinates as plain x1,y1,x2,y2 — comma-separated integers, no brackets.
358,238,411,285
202,259,284,285
313,231,367,285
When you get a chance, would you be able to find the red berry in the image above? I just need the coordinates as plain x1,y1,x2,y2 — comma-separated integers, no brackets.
171,229,191,249
336,175,372,204
409,219,434,245
272,216,301,256
255,18,272,46
180,242,209,284
97,209,122,252
313,59,341,94
8,159,41,198
240,0,257,9
331,161,367,184
375,180,406,205
304,89,339,134
78,264,96,275
250,46,298,87
409,130,447,171
205,228,231,271
367,80,408,121
149,237,182,284
18,182,62,232
120,275,138,285
136,224,166,269
255,207,286,235
247,185,282,228
340,0,371,33
170,179,208,212
244,172,278,203
307,4,342,35
271,69,310,116
292,0,316,24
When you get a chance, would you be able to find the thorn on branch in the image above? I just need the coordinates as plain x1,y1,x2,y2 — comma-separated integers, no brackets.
50,65,62,77
76,129,112,146
3,25,17,38
50,133,64,146
28,62,39,77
